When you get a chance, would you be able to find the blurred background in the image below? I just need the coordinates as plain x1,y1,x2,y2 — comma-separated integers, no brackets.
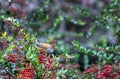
0,0,116,71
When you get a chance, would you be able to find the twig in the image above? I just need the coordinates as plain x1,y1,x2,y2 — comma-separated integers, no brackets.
5,67,17,79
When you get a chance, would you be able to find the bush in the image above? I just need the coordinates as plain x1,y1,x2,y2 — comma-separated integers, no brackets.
0,0,120,79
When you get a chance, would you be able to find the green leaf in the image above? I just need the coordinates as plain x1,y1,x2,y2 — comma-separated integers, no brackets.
77,19,86,25
1,31,7,38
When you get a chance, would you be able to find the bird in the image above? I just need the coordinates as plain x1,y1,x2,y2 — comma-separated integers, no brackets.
36,41,55,54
